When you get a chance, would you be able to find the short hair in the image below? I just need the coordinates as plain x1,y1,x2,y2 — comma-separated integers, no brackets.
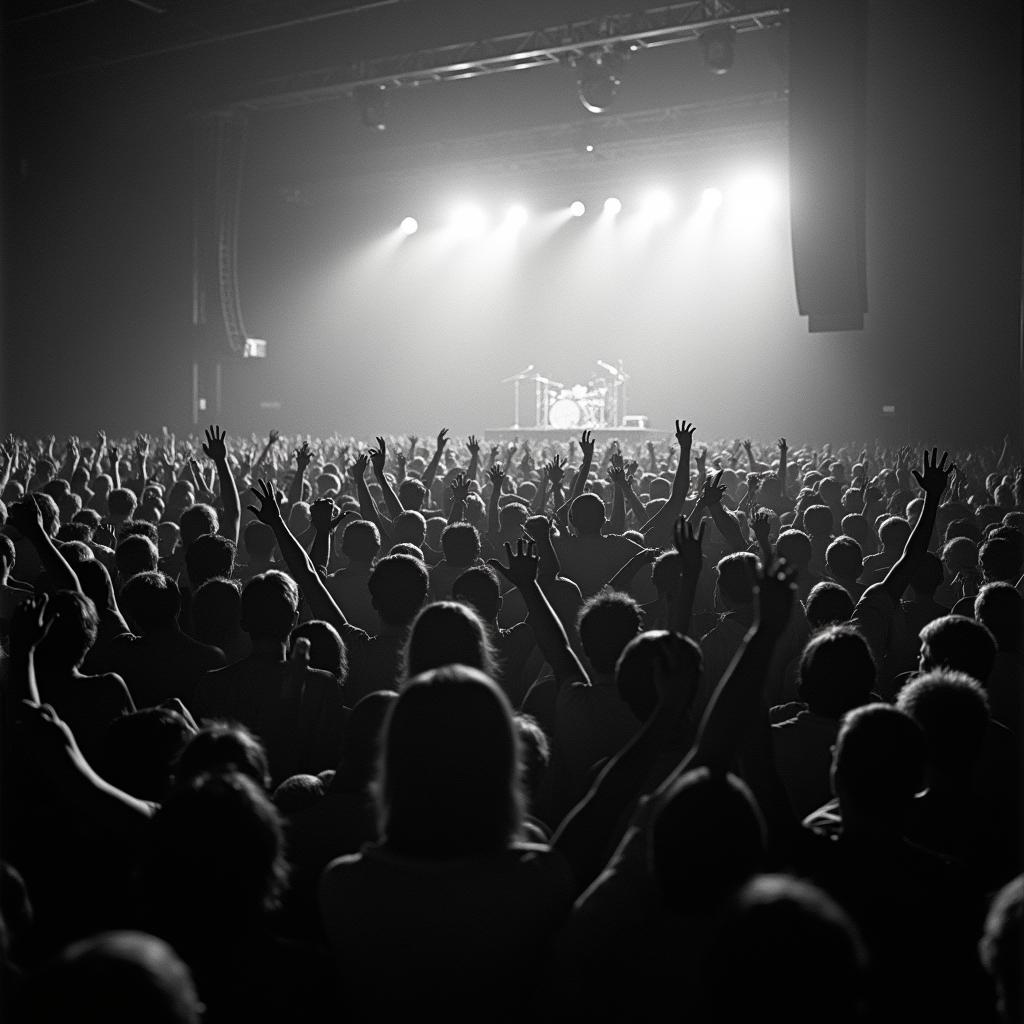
403,601,497,679
878,516,911,550
975,582,1022,653
897,670,989,773
398,477,427,507
240,570,299,641
652,551,683,594
341,519,381,562
716,552,760,606
980,537,1023,583
191,577,241,647
616,631,703,723
185,533,235,589
120,520,159,544
497,501,530,534
799,625,875,718
116,534,159,580
513,713,550,809
289,620,347,682
569,493,605,534
393,510,426,546
174,722,271,791
441,522,480,566
803,505,834,537
919,615,997,682
38,590,99,668
805,582,854,629
389,542,424,561
58,540,94,568
577,591,643,672
942,536,979,572
649,768,765,915
73,508,102,531
57,522,92,544
833,704,926,815
840,513,868,547
0,533,15,569
120,571,181,631
825,536,863,582
243,520,275,560
107,488,138,517
776,529,812,569
979,876,1024,1024
452,565,501,622
945,517,982,544
179,503,219,548
378,665,522,859
368,554,429,627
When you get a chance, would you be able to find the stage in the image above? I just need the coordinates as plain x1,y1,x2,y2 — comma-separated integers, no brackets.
483,426,667,443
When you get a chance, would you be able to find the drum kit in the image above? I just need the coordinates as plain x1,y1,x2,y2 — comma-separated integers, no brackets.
502,361,629,429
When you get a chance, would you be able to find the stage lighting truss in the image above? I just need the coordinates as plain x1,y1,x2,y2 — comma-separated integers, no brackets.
223,3,785,113
355,83,389,131
571,48,627,115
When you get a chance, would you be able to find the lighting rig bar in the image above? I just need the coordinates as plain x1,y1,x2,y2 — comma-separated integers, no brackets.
223,2,785,112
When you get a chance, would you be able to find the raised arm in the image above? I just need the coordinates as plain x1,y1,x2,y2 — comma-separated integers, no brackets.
877,447,952,603
607,462,627,535
309,498,348,574
466,435,481,483
286,441,313,511
568,430,595,508
367,436,402,519
202,425,240,545
247,480,351,635
523,515,563,583
107,445,122,491
749,508,774,564
669,517,705,637
447,473,471,525
703,472,746,554
641,419,694,548
607,546,659,593
421,428,449,495
11,498,83,594
485,464,505,543
488,540,588,690
251,429,280,478
776,437,788,500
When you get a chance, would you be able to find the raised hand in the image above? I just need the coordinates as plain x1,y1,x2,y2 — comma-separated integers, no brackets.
624,459,638,482
579,430,595,459
202,425,228,462
673,516,706,577
754,559,797,638
467,435,480,456
608,465,627,488
746,473,761,496
778,437,788,453
369,437,387,476
93,523,118,549
268,429,280,445
489,444,500,462
350,453,369,479
450,472,472,503
742,438,753,453
546,454,566,486
523,515,555,543
96,429,107,450
135,434,150,458
408,434,418,449
10,593,50,651
436,428,449,452
675,419,696,448
701,469,726,506
310,497,345,534
487,539,539,590
107,444,120,463
912,447,952,501
247,478,285,526
293,440,314,471
487,464,505,489
750,508,772,543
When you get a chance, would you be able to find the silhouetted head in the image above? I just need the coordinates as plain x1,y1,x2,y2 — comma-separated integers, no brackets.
179,504,218,549
240,570,299,642
980,537,1023,584
879,515,911,552
441,522,480,567
242,520,276,562
803,505,834,538
121,571,181,633
798,625,875,718
108,488,138,520
513,713,550,812
975,582,1022,653
332,690,398,793
452,565,502,623
392,510,426,547
378,665,522,859
578,591,643,673
776,529,813,572
185,534,235,590
403,601,497,679
398,478,427,511
289,619,347,681
825,535,862,583
715,552,760,610
174,722,271,791
116,535,159,583
980,875,1024,1024
101,708,194,802
36,590,99,670
805,582,854,628
918,615,997,682
569,493,606,535
368,554,429,627
616,630,703,724
341,519,381,563
191,576,242,648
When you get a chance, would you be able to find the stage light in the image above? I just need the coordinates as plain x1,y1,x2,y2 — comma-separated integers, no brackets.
399,216,418,236
603,197,622,215
451,203,487,235
569,201,586,218
701,187,723,208
504,204,529,229
732,175,778,211
575,52,622,114
356,84,389,131
699,24,735,75
641,189,674,222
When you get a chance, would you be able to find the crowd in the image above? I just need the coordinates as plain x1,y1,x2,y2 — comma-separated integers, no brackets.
0,422,1020,1022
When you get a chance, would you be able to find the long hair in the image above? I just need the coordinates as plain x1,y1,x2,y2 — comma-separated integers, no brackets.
401,601,498,680
376,665,523,860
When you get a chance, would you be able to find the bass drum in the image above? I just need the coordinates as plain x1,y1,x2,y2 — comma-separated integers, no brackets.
548,396,583,429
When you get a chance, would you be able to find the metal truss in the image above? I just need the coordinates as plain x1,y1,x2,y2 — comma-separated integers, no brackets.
224,2,786,112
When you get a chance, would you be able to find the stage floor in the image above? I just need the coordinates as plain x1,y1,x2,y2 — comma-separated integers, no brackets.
484,426,667,442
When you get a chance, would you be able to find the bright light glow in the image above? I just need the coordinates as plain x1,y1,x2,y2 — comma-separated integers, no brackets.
731,175,779,212
569,201,586,218
399,216,418,236
504,204,529,229
700,187,723,209
603,196,622,215
641,189,674,222
451,203,487,235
